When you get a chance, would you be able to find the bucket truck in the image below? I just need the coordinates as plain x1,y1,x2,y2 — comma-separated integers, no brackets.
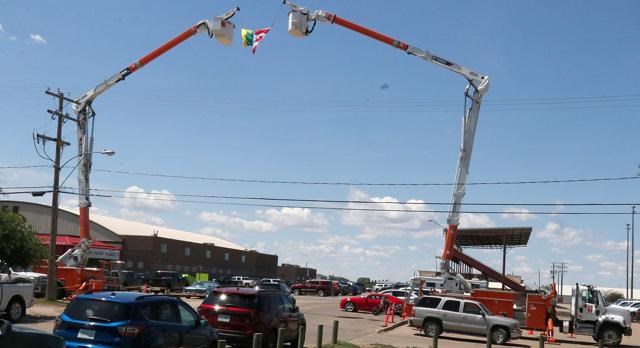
35,7,239,298
283,3,633,344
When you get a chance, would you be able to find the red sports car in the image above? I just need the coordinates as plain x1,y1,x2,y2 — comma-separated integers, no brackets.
339,293,404,313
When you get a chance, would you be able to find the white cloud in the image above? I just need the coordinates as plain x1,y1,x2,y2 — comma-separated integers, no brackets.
120,186,177,210
341,188,441,241
501,207,536,221
408,245,418,251
256,207,330,232
29,33,46,44
535,221,583,246
585,254,604,262
569,264,584,273
199,211,275,233
459,213,496,228
119,208,165,226
198,226,231,240
514,255,527,262
9,36,16,41
0,24,4,33
551,202,565,216
586,240,627,252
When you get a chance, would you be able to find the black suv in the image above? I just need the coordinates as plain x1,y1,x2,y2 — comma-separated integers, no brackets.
149,271,188,291
198,287,305,347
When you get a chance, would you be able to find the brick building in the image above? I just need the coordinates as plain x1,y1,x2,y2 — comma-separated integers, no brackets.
277,263,317,283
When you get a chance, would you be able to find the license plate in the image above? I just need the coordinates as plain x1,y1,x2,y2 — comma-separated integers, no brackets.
78,328,95,339
217,314,230,322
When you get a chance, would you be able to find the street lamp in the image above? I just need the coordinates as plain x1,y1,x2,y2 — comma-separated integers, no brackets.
428,219,447,235
45,149,115,301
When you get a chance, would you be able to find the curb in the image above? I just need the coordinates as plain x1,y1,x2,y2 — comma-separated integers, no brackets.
377,319,408,333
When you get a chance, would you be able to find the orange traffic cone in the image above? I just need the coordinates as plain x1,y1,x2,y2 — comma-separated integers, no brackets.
527,329,534,335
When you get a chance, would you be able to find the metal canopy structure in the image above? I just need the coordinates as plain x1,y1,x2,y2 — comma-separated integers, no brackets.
455,227,532,250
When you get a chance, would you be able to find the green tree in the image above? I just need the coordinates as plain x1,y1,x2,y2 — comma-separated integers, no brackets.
0,208,47,268
604,290,625,304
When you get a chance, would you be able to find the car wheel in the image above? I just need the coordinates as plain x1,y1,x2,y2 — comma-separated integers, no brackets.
317,290,324,297
491,327,509,345
600,326,622,347
344,301,356,312
293,289,300,296
5,298,25,322
422,320,441,338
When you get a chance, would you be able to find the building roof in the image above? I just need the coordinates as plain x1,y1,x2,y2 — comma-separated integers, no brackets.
1,200,122,243
455,227,532,249
89,214,244,251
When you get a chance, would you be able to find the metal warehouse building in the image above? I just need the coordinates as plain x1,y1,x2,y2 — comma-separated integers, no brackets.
1,200,278,279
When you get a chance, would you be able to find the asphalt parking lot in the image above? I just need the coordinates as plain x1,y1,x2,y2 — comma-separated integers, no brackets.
18,294,640,347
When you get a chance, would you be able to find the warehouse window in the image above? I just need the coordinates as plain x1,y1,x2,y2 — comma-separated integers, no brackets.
167,264,173,270
126,261,133,268
176,265,181,271
137,261,144,269
241,255,246,263
205,250,211,259
184,247,190,256
12,206,19,214
160,243,167,253
224,253,229,261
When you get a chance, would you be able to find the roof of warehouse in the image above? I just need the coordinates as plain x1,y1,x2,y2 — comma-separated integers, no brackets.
455,227,532,249
87,214,245,251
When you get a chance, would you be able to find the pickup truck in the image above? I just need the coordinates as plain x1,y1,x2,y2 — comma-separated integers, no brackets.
231,276,256,288
0,274,35,323
148,271,188,292
409,295,521,345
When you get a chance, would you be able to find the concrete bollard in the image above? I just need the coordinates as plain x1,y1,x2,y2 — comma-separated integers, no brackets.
252,333,262,348
297,326,306,348
332,320,339,344
316,324,323,348
217,339,226,348
431,332,438,348
277,327,285,348
598,337,604,348
485,330,492,348
538,335,545,348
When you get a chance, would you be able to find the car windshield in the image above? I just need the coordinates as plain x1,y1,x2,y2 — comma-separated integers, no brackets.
203,292,257,309
191,281,208,287
477,302,493,316
64,299,132,322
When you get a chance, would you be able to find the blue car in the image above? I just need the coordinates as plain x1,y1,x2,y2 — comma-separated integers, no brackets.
54,291,217,347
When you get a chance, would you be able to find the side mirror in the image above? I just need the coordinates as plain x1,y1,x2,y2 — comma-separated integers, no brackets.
199,319,208,327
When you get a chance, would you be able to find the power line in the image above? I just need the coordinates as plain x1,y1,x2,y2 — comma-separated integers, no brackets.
52,190,633,215
84,187,640,207
92,168,640,187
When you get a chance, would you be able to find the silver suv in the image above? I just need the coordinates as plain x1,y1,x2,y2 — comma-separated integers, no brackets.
409,295,521,345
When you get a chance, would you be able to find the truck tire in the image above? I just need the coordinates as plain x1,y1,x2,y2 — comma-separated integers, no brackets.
422,320,441,338
599,326,622,347
5,297,25,323
491,327,509,345
317,289,325,297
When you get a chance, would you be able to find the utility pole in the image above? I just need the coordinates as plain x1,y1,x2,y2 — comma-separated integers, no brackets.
538,269,541,290
559,262,567,303
38,89,73,301
627,224,631,299
550,262,556,284
633,205,636,299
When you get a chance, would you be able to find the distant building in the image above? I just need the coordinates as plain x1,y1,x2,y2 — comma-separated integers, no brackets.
1,200,278,278
277,263,316,282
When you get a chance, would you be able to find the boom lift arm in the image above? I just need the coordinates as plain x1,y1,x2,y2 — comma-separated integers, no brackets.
284,1,489,277
64,7,239,267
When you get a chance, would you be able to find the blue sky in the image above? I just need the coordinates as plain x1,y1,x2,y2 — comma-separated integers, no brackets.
1,0,639,289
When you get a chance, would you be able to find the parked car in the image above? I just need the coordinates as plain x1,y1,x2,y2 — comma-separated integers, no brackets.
120,271,142,287
231,276,256,288
54,291,218,347
260,278,280,284
372,283,392,292
198,287,305,347
149,271,189,292
380,289,418,302
255,282,296,306
408,295,521,345
340,293,405,314
0,319,64,347
184,280,220,299
291,280,334,297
